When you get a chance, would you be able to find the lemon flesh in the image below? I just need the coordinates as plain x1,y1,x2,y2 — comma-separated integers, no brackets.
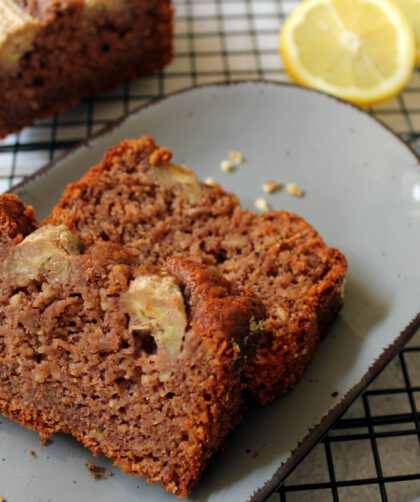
280,0,416,105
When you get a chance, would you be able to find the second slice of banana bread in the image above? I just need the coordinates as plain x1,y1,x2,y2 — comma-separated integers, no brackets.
47,135,348,404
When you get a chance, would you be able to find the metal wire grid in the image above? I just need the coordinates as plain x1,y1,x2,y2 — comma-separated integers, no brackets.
274,339,420,502
0,1,419,501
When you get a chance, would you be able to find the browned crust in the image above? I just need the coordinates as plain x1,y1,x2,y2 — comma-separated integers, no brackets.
0,398,62,437
165,257,266,361
0,194,38,245
315,248,347,336
242,244,347,403
46,137,177,238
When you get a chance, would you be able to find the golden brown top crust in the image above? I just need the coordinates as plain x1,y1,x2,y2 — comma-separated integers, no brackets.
55,135,160,201
0,193,37,245
164,257,233,306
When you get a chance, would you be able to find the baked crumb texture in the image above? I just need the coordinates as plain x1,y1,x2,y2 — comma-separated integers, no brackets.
47,135,348,404
0,0,173,137
0,195,265,498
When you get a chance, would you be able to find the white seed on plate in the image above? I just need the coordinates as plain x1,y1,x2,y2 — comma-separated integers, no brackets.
204,177,217,186
254,197,271,213
229,150,245,165
263,180,283,194
220,160,235,172
286,182,305,198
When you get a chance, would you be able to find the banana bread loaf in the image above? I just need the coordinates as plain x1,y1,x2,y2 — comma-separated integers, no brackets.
0,0,173,137
0,194,265,497
47,135,348,404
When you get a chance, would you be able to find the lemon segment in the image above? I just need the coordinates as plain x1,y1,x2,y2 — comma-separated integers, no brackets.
280,0,416,105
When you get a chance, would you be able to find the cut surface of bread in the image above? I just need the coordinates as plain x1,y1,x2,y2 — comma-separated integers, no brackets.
47,135,348,404
0,0,173,137
0,194,265,497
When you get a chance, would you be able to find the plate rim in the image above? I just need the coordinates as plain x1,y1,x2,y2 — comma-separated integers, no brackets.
9,80,419,197
250,313,420,502
6,80,420,501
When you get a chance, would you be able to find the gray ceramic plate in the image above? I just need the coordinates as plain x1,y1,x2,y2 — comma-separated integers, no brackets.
2,82,420,502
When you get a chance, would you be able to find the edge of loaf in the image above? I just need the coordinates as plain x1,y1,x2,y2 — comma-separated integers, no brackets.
0,0,173,137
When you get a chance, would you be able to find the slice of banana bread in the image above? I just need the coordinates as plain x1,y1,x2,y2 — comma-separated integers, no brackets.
47,135,348,404
0,195,265,497
0,0,173,137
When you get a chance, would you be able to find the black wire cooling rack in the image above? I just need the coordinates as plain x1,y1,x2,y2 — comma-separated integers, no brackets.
0,1,419,501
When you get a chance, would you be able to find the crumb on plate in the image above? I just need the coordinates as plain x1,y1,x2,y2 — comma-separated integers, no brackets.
229,150,245,165
39,434,51,446
254,197,271,213
220,160,235,173
86,461,113,480
286,182,305,198
262,180,283,194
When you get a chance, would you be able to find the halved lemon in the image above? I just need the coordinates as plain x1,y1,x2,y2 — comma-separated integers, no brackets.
393,0,420,63
280,0,416,106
